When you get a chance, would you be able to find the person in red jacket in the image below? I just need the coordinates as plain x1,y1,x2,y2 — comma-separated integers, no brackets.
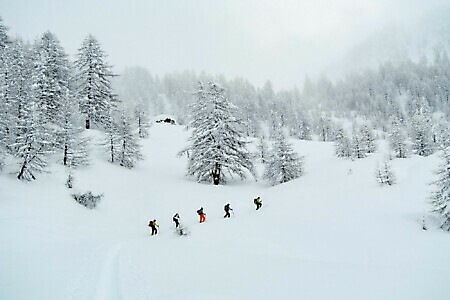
197,207,206,223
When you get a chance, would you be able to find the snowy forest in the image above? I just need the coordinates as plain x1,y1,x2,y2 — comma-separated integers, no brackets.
2,0,450,297
1,16,450,227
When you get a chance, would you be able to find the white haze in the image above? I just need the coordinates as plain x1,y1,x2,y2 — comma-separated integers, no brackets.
1,0,449,89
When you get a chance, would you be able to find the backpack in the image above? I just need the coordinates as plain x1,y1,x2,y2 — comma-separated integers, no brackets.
149,220,154,227
197,209,202,215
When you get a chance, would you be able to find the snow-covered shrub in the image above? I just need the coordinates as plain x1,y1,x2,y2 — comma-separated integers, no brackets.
72,191,103,209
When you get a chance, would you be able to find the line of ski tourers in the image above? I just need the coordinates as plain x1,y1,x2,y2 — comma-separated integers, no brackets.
148,196,263,236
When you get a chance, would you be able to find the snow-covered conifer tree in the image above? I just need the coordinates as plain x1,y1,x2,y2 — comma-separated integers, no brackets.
388,116,408,158
360,123,377,154
351,130,366,159
410,112,433,156
58,91,89,168
0,18,11,148
115,112,143,168
31,32,70,126
14,96,53,180
432,117,450,150
263,130,303,185
431,148,450,230
75,35,117,129
103,120,120,164
184,82,255,185
114,66,153,138
375,160,396,186
4,39,32,153
257,135,269,163
135,109,151,138
317,116,335,142
335,127,353,158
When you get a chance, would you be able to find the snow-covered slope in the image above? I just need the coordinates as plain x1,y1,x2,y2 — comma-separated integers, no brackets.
1,124,449,300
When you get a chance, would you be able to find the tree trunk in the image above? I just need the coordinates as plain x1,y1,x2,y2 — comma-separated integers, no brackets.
110,136,114,163
213,163,221,185
63,144,68,166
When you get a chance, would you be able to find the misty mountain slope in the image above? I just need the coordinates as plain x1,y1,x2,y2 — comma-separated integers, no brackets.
1,124,449,300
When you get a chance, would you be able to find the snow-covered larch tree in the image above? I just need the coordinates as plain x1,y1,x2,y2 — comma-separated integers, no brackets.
256,135,269,163
388,116,408,158
115,112,143,168
0,17,10,145
431,147,450,230
58,91,90,168
14,95,53,181
7,40,54,180
351,129,366,159
75,35,117,129
375,160,396,186
31,31,71,126
359,123,377,154
263,130,303,186
184,81,255,185
334,127,353,158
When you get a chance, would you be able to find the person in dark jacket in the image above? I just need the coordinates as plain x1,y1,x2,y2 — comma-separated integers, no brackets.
148,219,159,235
173,213,180,228
197,207,206,223
224,203,233,218
254,197,262,210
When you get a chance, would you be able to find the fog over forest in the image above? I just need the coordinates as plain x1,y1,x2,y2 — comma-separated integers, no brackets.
2,0,450,89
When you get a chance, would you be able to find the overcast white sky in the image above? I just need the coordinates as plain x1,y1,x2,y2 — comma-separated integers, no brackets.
1,0,448,88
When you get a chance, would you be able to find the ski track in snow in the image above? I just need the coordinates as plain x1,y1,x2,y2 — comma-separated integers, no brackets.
94,243,123,300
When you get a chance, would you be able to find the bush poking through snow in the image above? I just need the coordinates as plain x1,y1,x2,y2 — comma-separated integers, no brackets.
72,191,103,209
66,173,74,189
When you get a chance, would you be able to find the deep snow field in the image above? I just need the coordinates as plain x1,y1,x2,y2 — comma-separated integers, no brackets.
1,123,449,300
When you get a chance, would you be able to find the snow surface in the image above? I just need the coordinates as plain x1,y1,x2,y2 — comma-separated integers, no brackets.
1,123,449,300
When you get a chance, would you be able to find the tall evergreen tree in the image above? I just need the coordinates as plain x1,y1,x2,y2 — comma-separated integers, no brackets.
58,90,89,168
0,17,10,149
410,112,433,156
75,35,117,129
431,147,450,230
263,130,303,186
359,123,377,154
351,129,366,159
4,39,32,153
14,94,53,181
184,82,255,185
388,116,408,158
335,127,353,158
375,160,396,186
31,31,70,126
116,112,143,168
256,135,269,164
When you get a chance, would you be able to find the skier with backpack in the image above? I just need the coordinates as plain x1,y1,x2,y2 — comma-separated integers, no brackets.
148,219,159,235
224,203,233,218
254,197,262,210
173,213,180,228
197,207,206,223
